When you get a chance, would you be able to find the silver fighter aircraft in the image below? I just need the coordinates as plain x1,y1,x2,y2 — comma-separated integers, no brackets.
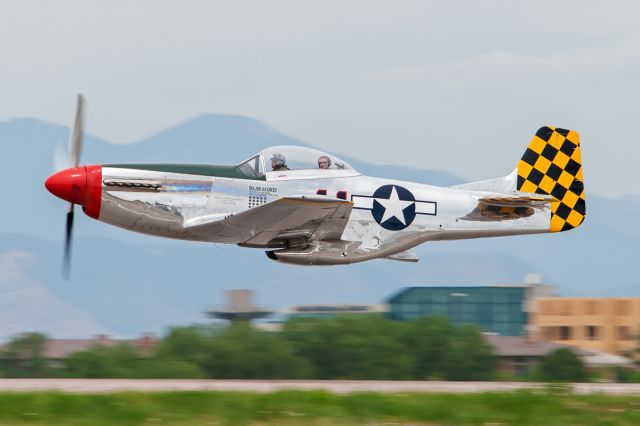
46,96,586,275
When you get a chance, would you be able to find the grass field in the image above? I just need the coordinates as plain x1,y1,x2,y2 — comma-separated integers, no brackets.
0,389,639,425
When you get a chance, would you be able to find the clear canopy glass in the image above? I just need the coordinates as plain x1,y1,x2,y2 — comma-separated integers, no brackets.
238,146,355,177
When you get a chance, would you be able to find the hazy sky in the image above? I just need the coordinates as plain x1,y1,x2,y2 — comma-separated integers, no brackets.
1,1,638,196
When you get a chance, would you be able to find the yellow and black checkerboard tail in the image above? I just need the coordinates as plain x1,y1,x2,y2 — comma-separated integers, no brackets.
517,126,586,232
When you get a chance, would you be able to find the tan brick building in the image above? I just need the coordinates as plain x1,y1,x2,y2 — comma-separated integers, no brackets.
530,298,640,356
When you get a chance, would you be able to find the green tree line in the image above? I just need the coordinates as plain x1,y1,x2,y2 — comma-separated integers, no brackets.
0,315,589,381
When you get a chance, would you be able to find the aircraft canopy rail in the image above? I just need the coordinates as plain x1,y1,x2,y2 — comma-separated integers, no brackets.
237,146,356,179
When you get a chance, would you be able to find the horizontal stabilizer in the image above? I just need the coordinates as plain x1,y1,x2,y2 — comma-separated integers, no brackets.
461,195,550,222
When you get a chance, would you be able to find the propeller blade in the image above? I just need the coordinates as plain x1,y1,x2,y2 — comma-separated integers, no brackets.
63,203,74,279
62,93,85,279
70,94,85,167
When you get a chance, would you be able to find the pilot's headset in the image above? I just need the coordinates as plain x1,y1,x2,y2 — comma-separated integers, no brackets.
318,156,332,168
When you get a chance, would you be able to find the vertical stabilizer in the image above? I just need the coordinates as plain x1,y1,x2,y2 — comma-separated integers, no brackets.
517,126,585,232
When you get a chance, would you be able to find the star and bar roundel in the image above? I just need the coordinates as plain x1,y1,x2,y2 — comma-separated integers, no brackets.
352,185,437,231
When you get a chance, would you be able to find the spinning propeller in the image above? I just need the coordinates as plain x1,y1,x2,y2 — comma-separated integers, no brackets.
46,94,86,279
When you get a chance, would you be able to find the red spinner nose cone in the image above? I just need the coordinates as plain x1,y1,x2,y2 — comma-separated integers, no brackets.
45,166,87,205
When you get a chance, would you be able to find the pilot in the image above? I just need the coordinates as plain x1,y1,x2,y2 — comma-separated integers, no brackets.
318,155,331,169
270,153,290,171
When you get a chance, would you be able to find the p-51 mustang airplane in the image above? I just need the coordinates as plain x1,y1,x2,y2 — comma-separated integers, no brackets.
46,95,585,276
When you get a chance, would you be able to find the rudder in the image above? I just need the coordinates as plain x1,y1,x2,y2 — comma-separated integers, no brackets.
517,126,586,232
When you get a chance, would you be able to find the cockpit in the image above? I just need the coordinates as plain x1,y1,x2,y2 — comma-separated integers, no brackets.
237,146,359,181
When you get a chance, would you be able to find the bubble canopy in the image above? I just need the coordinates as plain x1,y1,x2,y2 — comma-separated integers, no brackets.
237,146,357,179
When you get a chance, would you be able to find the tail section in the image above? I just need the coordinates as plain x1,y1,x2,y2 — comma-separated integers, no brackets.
517,126,585,232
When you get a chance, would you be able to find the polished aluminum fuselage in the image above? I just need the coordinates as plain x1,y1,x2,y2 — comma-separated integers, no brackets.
97,167,549,265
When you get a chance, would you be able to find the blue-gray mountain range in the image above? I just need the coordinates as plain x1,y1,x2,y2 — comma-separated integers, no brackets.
0,116,637,339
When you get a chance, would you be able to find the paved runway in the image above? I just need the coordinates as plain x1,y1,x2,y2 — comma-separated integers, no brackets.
0,379,639,394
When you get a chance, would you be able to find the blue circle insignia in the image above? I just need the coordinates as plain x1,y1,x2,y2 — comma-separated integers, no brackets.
371,185,416,231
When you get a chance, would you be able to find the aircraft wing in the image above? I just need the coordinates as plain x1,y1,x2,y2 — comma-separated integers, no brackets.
185,196,353,248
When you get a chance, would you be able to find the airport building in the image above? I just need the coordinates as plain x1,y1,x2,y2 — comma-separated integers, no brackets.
530,298,640,356
205,287,640,358
483,334,634,376
386,283,553,336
